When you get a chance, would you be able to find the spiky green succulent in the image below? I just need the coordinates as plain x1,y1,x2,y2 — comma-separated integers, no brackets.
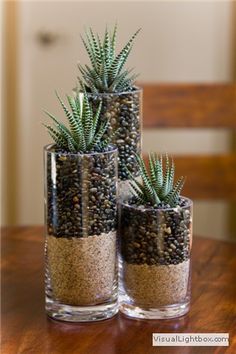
78,25,140,93
129,153,185,208
43,89,111,153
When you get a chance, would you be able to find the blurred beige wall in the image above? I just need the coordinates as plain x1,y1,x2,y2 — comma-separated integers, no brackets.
0,1,3,226
2,1,235,239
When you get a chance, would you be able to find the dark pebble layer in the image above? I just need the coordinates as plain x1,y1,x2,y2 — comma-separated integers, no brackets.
87,88,142,180
46,146,117,238
119,197,192,266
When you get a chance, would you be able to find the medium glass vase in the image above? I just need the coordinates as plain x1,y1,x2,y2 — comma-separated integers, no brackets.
44,144,118,322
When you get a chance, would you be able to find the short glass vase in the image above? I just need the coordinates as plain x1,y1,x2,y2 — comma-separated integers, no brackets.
44,144,119,322
119,197,193,319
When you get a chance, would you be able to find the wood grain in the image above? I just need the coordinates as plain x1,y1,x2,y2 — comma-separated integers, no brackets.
143,154,236,200
141,83,236,128
140,84,236,201
2,227,236,354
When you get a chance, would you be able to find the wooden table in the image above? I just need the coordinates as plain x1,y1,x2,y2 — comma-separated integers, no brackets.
2,227,236,354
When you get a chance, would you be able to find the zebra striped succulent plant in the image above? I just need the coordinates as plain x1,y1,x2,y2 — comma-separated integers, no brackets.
78,25,140,93
129,153,185,208
43,89,111,153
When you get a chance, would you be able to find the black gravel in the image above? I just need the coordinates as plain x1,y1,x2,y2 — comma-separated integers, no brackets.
87,88,142,181
119,197,192,266
46,145,117,238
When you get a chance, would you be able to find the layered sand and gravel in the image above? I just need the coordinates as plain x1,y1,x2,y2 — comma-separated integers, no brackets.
88,90,142,181
123,259,190,307
46,231,117,306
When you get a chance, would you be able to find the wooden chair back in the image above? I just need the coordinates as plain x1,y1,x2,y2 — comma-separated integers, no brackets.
141,83,236,200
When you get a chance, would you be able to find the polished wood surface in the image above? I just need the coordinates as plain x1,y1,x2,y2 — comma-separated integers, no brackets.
141,83,236,128
143,154,236,200
2,227,236,354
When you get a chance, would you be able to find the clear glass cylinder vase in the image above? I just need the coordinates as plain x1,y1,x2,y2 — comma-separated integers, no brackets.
119,197,193,319
44,144,118,322
87,87,142,199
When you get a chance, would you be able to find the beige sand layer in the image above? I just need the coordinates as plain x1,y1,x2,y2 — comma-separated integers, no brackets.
123,260,190,307
46,231,117,306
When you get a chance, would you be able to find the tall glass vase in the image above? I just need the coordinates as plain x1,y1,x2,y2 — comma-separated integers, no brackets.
44,144,118,322
87,87,142,199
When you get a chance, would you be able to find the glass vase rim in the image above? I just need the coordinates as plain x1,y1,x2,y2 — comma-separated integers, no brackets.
44,143,118,156
75,85,142,97
119,196,193,212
